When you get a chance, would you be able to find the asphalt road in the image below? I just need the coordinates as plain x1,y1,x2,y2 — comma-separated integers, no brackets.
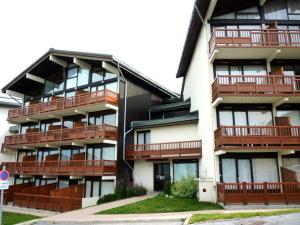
195,212,300,225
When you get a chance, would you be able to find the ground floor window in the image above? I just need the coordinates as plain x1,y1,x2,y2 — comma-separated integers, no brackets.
14,175,33,185
221,154,279,183
282,157,300,181
85,177,114,197
34,177,56,186
173,159,198,182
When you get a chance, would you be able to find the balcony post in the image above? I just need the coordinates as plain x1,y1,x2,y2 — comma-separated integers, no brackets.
263,182,268,205
242,182,247,205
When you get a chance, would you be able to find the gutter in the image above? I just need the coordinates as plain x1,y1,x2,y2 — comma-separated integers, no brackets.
117,63,134,171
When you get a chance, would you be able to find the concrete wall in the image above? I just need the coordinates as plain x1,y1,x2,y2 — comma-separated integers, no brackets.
182,17,218,202
133,160,154,191
134,123,199,144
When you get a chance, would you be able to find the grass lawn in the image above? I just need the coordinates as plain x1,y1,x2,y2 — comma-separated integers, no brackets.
97,195,222,214
2,211,41,225
188,208,300,224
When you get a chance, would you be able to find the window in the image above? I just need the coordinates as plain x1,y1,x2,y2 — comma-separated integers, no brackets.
218,107,273,127
85,177,101,197
264,0,288,20
137,131,150,144
89,111,116,126
60,146,84,161
86,145,115,161
91,67,117,83
40,119,61,132
63,115,87,128
101,181,114,196
37,149,58,161
214,7,260,20
215,64,267,79
20,122,39,134
277,110,300,125
221,157,279,183
173,160,198,181
66,64,89,89
59,180,69,189
287,0,300,19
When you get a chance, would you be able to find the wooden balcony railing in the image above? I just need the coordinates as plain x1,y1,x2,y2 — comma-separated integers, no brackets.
212,75,300,101
215,125,300,150
7,90,119,121
126,140,202,160
13,193,82,212
4,124,118,148
209,28,300,55
3,182,33,205
3,159,117,176
217,182,300,205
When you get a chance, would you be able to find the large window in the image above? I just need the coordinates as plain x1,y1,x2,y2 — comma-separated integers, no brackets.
85,177,114,198
264,0,300,20
92,67,117,83
218,107,273,127
215,63,267,79
60,146,84,161
88,111,116,126
277,110,300,125
66,64,89,89
173,160,198,181
86,144,115,161
37,148,58,161
40,119,61,132
221,156,278,183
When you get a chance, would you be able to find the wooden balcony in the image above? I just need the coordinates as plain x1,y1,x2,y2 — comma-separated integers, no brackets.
209,29,300,60
217,182,300,205
212,75,300,102
3,159,117,176
7,90,119,123
126,140,202,160
215,126,300,151
3,124,118,149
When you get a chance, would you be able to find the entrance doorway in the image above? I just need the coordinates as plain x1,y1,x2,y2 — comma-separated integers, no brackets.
154,163,170,191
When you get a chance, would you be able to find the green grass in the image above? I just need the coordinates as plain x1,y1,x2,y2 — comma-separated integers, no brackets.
189,208,300,224
2,211,40,225
97,195,223,214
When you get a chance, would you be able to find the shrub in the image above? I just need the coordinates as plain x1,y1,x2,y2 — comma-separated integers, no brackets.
97,193,118,204
97,178,147,205
171,177,197,198
163,179,172,195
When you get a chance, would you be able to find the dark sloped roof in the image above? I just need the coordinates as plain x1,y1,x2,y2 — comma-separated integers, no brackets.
150,100,190,112
2,49,178,98
176,0,259,78
131,114,198,129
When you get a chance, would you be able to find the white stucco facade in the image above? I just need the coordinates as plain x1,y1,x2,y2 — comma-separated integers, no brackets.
133,123,200,192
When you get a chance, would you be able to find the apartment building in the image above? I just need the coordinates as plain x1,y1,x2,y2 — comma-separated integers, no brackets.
1,49,176,211
176,0,300,204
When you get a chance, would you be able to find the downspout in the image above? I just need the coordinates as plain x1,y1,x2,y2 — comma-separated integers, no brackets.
117,63,133,170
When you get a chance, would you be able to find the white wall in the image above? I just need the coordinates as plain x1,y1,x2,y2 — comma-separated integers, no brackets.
133,160,154,191
0,107,17,164
135,123,199,143
182,21,218,202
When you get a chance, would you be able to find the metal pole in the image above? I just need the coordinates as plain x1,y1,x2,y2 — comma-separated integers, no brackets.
0,165,5,225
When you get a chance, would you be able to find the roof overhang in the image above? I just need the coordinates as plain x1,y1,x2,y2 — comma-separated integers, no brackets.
176,0,259,78
2,49,178,98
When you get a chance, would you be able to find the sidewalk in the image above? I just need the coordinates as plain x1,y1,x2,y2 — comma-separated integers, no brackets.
3,205,57,217
39,194,156,222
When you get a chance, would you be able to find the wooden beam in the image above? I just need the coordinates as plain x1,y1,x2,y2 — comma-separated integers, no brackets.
102,61,119,75
26,73,45,84
49,55,67,67
73,58,91,70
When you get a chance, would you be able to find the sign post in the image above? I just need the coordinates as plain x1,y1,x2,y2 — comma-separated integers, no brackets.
0,166,9,225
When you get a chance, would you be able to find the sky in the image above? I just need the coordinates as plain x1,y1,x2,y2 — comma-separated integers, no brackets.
0,0,195,94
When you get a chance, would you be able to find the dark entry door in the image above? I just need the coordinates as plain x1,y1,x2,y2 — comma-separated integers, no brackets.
154,163,170,191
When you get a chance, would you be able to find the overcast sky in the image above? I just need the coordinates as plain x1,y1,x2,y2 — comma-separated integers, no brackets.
0,0,195,94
